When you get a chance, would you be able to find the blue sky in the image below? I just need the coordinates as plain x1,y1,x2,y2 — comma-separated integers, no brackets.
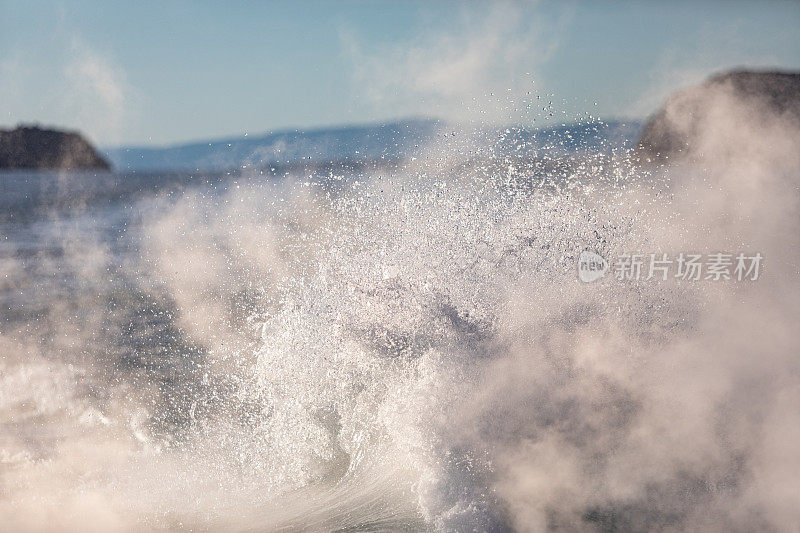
2,1,799,146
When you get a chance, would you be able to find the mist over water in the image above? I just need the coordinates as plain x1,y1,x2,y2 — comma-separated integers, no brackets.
1,87,799,532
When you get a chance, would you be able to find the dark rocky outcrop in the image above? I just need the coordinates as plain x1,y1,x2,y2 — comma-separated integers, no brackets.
0,125,111,170
637,70,800,161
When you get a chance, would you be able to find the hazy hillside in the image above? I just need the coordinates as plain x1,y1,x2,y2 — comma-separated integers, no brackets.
104,118,642,173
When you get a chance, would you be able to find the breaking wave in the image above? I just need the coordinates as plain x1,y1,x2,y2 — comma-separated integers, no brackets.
2,101,799,531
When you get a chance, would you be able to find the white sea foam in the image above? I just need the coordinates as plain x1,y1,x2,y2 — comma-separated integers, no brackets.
1,86,799,530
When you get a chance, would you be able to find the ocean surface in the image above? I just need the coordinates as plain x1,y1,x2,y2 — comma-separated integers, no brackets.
1,118,799,531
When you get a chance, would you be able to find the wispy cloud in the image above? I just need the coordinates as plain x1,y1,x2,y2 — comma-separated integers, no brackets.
0,33,134,143
62,37,131,143
342,2,561,125
627,22,784,118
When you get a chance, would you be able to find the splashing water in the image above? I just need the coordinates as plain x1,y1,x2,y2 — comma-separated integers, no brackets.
2,107,799,531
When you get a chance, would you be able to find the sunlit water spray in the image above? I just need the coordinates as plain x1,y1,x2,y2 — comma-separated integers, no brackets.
2,87,799,531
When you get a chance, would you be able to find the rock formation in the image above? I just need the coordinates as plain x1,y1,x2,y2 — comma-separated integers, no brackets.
637,70,800,161
0,125,111,170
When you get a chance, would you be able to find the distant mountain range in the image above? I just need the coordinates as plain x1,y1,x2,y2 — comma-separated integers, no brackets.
104,118,642,173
